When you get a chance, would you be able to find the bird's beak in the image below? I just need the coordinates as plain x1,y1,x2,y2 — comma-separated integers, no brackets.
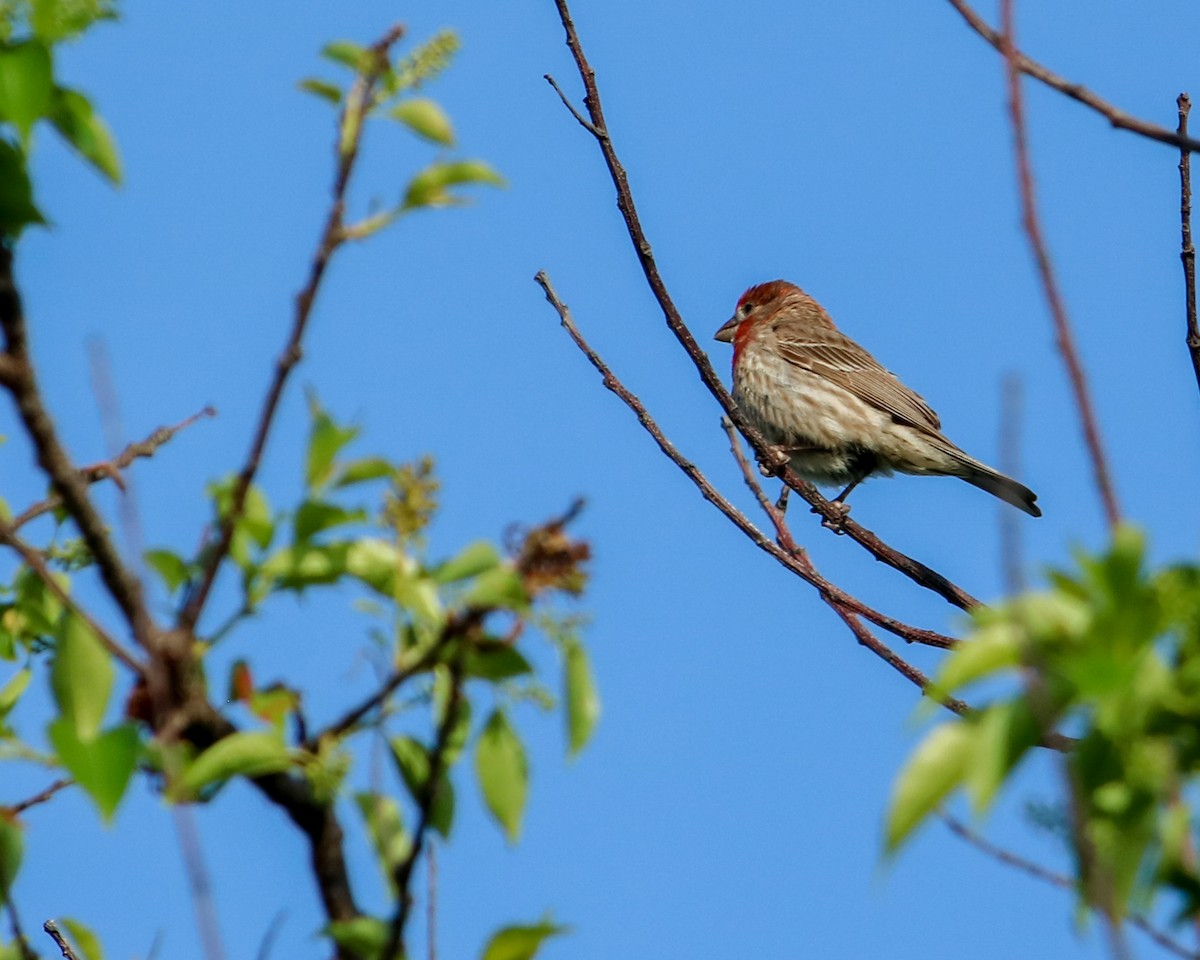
713,316,739,343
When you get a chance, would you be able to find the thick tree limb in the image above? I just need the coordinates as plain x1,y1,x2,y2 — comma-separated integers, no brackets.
0,247,154,646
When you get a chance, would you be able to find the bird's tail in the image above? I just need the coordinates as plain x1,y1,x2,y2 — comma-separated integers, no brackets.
930,437,1041,517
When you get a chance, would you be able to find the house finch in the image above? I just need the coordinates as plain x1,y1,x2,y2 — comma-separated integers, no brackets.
714,280,1040,517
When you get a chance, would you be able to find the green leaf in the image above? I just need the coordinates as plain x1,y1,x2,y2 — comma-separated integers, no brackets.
465,566,528,612
403,159,505,210
480,921,567,960
47,719,137,822
964,699,1041,815
0,40,53,143
389,735,454,837
885,722,973,852
293,501,365,542
60,918,104,960
306,400,360,491
564,639,600,756
0,668,30,719
475,709,528,842
353,792,410,891
298,77,342,105
346,538,405,594
145,548,191,594
434,541,500,584
48,86,120,183
241,485,273,550
0,814,21,903
935,622,1021,695
463,642,533,681
263,542,351,591
394,574,444,626
321,40,369,73
0,138,43,236
51,612,113,741
178,731,291,798
333,456,395,488
325,917,387,960
389,98,455,146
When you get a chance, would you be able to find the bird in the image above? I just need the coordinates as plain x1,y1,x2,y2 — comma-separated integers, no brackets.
713,280,1040,517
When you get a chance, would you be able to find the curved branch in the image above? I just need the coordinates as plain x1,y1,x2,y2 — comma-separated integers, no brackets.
179,25,406,632
946,0,1200,154
536,271,968,717
999,2,1121,530
545,1,978,611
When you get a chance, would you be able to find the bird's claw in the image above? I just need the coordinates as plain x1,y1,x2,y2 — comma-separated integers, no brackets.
816,499,851,533
756,445,791,477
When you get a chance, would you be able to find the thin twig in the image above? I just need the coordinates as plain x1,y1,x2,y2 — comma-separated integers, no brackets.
718,418,959,651
256,910,288,960
426,842,438,960
998,374,1026,594
998,0,1120,531
537,272,971,718
42,921,80,960
545,0,978,612
946,0,1200,154
0,247,154,645
4,778,72,815
179,24,406,633
6,899,33,960
0,519,142,673
384,658,465,960
11,406,216,531
1178,93,1200,396
173,806,227,960
942,814,1196,959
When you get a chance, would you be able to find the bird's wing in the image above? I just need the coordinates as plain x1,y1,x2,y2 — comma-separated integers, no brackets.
775,336,943,432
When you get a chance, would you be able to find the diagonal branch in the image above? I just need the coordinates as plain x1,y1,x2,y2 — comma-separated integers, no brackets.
536,271,970,719
0,517,142,673
178,24,406,633
1178,93,1200,398
546,0,977,612
11,406,216,531
946,0,1200,155
998,3,1120,531
0,247,154,646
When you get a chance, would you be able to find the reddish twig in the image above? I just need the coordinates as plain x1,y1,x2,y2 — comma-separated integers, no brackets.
941,813,1195,959
13,406,217,531
545,0,978,612
4,778,72,815
718,418,959,651
946,0,1200,155
1178,93,1200,396
998,3,1120,531
536,272,973,721
179,25,406,633
0,247,154,646
0,518,142,673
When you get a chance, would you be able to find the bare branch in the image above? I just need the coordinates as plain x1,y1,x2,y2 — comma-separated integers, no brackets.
1178,93,1200,397
179,24,406,633
942,813,1197,959
42,921,80,960
0,518,142,673
3,778,72,816
0,247,154,645
384,658,465,960
546,0,978,611
536,270,974,726
946,0,1200,154
998,2,1120,531
12,406,215,531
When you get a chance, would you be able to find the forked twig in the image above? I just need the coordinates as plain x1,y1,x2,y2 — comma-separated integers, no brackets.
545,0,978,612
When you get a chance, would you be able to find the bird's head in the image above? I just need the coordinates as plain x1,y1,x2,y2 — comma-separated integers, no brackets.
714,280,803,346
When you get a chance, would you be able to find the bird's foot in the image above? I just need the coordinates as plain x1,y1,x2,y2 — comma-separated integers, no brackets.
816,499,851,533
775,486,790,514
756,445,792,478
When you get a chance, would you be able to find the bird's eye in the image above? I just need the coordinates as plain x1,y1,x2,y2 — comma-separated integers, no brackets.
739,302,753,317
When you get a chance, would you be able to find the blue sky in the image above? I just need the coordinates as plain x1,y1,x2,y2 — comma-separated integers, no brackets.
5,1,1200,958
